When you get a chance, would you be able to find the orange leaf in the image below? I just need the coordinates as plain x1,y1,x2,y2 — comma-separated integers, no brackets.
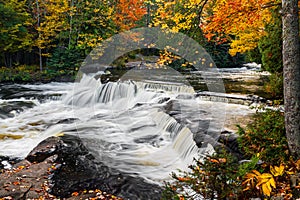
177,177,190,182
71,192,79,196
209,158,219,163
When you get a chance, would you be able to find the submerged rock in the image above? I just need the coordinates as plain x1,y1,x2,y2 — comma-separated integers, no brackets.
0,135,162,200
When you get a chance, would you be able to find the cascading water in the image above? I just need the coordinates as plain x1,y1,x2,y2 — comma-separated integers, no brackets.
0,73,216,185
62,74,205,183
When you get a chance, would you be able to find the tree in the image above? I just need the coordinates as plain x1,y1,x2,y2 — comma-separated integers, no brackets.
32,0,70,71
113,0,147,31
282,0,300,159
72,0,115,52
151,0,244,68
0,0,33,67
258,7,282,73
201,0,277,56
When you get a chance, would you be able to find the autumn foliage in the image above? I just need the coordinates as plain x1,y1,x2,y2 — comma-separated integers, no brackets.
201,0,279,55
113,0,147,31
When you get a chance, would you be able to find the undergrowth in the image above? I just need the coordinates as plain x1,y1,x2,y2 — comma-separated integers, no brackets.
163,107,300,199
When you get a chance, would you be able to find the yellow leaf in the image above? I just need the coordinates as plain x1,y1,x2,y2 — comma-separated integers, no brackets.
256,173,276,196
259,173,273,179
286,171,295,175
270,164,284,176
243,170,260,189
262,183,271,196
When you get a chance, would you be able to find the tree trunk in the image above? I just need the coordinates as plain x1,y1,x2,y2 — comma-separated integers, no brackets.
39,47,42,72
282,0,300,159
68,0,74,49
36,0,43,72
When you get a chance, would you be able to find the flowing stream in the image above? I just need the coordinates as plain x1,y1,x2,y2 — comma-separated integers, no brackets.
0,66,262,184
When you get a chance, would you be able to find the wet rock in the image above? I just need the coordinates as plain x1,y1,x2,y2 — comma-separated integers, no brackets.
0,156,21,171
48,135,162,199
163,100,181,117
157,97,170,104
26,136,61,163
218,131,240,152
55,118,78,125
2,135,162,199
218,131,244,160
176,94,194,99
0,155,55,199
80,64,111,74
0,101,36,119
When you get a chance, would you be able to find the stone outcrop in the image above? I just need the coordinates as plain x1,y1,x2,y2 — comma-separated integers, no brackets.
0,135,162,200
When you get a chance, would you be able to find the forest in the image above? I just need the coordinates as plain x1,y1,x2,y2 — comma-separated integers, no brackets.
1,0,295,82
1,0,300,199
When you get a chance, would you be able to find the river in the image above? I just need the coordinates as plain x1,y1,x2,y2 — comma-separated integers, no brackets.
0,63,267,184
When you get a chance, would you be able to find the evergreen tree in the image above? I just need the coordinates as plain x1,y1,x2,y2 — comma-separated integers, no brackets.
258,8,283,73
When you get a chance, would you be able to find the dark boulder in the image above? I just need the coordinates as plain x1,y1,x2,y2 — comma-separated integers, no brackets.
27,135,163,199
26,136,61,163
1,135,163,199
218,131,244,160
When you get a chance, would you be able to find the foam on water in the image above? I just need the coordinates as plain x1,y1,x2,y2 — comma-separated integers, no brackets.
0,75,205,183
0,73,255,184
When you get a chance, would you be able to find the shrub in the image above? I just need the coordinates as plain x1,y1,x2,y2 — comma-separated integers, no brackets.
258,8,282,73
264,72,283,100
0,65,37,82
237,108,288,165
244,47,262,64
162,150,260,199
47,47,84,74
163,107,291,199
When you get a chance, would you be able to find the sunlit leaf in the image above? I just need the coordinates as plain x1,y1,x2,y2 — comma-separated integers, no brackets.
256,173,276,196
270,164,284,176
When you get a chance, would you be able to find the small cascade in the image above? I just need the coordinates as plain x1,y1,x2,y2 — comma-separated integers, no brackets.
151,110,200,161
196,91,269,106
136,81,195,94
64,74,194,108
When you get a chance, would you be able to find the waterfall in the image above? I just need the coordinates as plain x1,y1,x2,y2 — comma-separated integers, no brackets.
61,74,204,183
0,74,219,184
64,74,194,108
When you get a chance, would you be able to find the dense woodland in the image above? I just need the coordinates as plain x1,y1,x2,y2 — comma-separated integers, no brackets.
1,0,298,80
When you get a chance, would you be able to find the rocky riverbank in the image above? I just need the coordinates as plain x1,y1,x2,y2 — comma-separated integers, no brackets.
0,130,241,200
0,135,162,200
